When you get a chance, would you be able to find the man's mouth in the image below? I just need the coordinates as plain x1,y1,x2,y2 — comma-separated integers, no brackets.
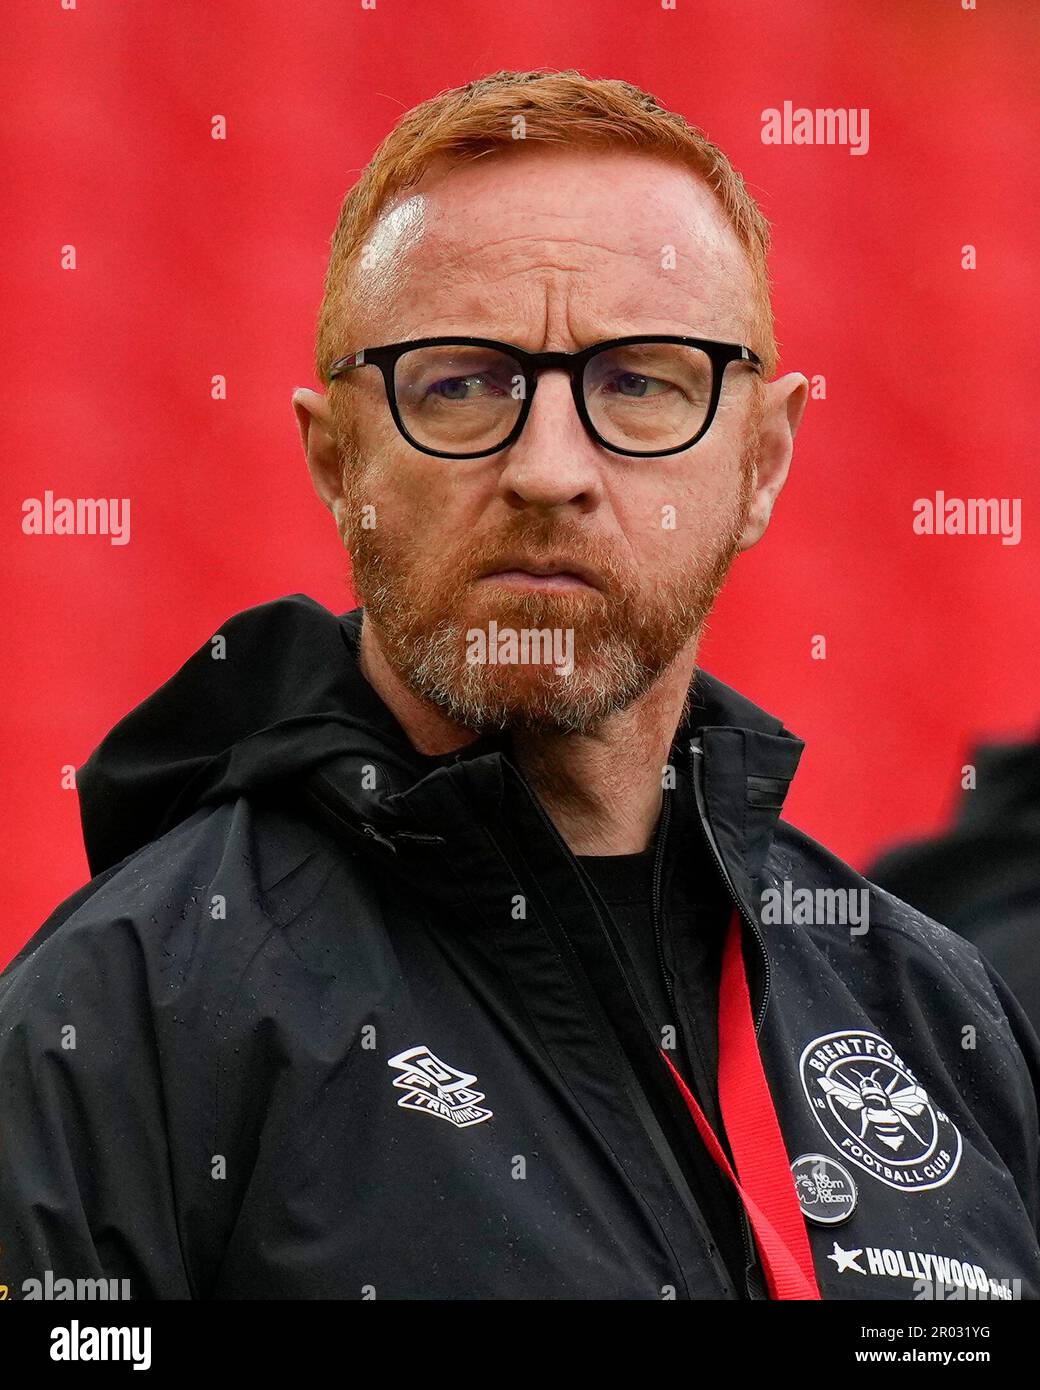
476,555,602,592
479,569,594,592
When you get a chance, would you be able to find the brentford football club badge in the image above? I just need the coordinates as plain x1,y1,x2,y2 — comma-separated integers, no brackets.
799,1030,962,1193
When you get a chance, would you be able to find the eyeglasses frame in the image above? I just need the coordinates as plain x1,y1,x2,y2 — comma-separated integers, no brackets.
326,334,764,459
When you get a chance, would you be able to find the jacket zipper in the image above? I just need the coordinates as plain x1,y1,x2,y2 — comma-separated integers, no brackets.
686,734,772,1297
651,788,678,1020
650,775,763,1296
686,737,770,1033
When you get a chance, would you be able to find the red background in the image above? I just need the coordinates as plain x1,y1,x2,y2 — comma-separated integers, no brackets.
2,0,1038,968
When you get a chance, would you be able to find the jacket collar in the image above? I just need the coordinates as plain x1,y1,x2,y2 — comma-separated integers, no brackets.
308,609,805,917
76,588,804,914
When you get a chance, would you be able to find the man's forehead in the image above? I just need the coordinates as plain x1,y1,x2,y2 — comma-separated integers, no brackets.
361,147,752,335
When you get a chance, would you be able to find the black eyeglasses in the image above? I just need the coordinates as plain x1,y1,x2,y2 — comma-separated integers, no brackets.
327,334,763,459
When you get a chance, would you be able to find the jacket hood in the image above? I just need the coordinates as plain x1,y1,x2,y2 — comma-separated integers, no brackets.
76,593,805,880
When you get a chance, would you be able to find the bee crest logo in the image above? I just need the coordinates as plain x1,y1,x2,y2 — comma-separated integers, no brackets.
799,1030,962,1192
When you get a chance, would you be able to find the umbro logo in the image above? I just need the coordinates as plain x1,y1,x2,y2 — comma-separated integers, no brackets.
387,1045,494,1128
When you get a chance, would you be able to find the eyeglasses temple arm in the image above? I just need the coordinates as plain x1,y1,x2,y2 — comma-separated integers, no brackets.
328,350,366,381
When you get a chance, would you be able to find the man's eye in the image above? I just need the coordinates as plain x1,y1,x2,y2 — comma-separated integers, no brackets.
602,372,670,398
428,374,498,400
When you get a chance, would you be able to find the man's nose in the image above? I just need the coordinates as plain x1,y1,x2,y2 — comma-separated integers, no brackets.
495,370,604,509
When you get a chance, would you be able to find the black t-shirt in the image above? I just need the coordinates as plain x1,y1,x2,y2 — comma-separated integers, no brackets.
576,812,726,1132
577,845,671,1026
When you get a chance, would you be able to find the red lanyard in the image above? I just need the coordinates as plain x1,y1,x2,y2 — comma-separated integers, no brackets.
659,908,821,1299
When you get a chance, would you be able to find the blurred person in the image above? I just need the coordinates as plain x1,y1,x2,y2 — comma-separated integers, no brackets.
870,733,1040,1036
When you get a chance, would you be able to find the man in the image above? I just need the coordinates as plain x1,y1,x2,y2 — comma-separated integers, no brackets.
2,69,1038,1301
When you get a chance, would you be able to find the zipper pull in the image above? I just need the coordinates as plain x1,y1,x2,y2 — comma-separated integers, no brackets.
394,831,447,847
360,821,398,854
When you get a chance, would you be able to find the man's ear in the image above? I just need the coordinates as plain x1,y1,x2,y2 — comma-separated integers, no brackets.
292,388,350,537
739,373,809,551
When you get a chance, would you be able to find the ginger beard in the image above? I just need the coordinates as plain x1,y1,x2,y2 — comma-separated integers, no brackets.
338,413,760,735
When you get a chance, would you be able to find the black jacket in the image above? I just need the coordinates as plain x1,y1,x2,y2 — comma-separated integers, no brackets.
869,735,1040,1038
1,594,1039,1301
